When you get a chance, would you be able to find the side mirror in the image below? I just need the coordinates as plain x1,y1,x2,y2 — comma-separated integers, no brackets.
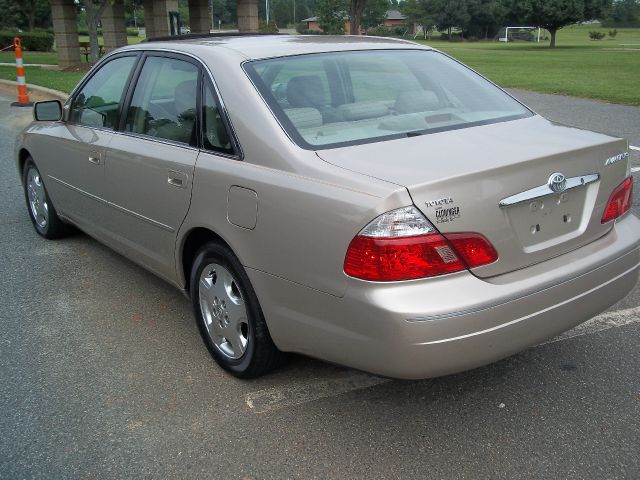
33,100,62,122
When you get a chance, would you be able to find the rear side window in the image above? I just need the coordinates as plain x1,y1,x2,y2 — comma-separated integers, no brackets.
202,83,234,155
70,56,136,129
124,56,199,145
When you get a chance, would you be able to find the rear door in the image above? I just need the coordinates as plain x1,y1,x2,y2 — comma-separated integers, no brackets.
102,53,200,281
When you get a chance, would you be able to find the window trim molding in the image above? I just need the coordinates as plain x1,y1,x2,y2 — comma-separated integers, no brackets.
64,52,141,132
116,48,244,160
199,73,241,158
117,51,202,148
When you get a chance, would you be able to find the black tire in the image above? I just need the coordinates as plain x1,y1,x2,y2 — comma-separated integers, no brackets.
190,241,285,378
22,158,72,239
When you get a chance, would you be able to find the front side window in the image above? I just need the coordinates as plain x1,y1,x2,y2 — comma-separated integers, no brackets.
124,56,199,144
244,50,532,149
70,55,136,129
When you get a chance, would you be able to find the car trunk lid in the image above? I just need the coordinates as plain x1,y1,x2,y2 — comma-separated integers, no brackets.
316,116,630,278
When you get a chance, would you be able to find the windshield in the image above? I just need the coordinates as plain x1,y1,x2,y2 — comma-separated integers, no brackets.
244,49,532,150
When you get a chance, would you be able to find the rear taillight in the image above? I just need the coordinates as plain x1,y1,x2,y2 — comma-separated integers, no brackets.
445,233,499,269
344,206,497,281
601,176,633,223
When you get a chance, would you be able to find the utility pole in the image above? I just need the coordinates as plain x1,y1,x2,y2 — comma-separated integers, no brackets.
266,0,270,24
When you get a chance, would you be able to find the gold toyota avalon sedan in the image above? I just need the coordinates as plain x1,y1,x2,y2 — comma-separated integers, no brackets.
16,34,639,379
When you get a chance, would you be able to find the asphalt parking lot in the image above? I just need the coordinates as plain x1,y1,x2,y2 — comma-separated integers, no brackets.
1,89,639,479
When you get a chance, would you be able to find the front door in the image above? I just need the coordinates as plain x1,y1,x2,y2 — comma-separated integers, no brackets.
44,55,138,233
102,54,200,281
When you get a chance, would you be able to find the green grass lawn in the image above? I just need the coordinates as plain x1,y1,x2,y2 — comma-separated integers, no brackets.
0,65,84,93
0,51,59,65
1,26,638,103
0,35,143,65
0,34,142,93
416,25,640,105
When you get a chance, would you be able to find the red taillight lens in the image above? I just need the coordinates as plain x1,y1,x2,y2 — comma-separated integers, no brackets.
344,233,466,281
344,232,498,282
601,176,633,223
444,233,499,268
344,206,498,281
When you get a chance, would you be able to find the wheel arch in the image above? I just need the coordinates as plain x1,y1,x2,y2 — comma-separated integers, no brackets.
179,226,240,294
17,148,32,182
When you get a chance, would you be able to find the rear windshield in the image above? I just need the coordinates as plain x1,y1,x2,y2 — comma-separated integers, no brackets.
244,49,532,150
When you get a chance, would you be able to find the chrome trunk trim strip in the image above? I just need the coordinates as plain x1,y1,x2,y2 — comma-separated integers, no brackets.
499,173,600,208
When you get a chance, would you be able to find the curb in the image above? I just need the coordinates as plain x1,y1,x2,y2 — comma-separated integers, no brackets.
0,79,68,101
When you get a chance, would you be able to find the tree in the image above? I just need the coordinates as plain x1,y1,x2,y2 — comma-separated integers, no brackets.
430,0,471,39
81,0,110,62
348,0,367,34
125,0,144,28
604,0,640,27
0,0,51,31
465,0,499,39
317,0,348,33
401,0,435,37
212,0,238,25
497,0,612,47
361,0,390,30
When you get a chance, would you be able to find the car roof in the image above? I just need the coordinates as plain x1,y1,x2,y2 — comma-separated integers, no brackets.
122,34,431,61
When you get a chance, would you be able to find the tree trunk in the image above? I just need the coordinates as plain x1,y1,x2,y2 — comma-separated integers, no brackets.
349,0,366,35
549,28,557,48
448,26,451,40
87,0,110,64
27,0,36,31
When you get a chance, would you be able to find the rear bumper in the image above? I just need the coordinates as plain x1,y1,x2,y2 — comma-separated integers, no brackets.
249,213,640,379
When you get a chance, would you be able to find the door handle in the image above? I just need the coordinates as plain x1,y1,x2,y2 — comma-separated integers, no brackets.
167,170,188,189
88,156,100,165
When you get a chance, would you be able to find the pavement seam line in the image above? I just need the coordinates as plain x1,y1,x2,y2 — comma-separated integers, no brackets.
245,305,640,413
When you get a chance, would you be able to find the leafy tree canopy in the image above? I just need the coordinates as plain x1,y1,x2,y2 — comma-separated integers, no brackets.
496,0,612,46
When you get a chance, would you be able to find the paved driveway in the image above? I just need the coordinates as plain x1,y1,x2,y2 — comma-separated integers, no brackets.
1,91,639,479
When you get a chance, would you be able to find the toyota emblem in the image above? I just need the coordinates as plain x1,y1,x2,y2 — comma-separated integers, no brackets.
548,172,567,193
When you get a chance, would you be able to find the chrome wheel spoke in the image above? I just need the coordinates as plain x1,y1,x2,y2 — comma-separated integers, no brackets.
225,326,247,357
224,297,246,327
26,167,48,229
198,262,250,360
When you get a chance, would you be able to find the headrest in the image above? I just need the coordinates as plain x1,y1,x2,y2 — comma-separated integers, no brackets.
337,101,389,121
286,75,326,108
284,107,323,129
395,90,439,114
175,79,197,116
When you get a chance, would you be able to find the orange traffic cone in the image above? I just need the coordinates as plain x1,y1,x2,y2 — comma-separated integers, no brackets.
11,37,33,107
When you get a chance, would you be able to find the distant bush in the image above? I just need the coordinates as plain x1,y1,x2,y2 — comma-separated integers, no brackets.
126,28,140,37
439,32,463,41
296,28,324,34
259,20,279,33
589,30,606,40
367,26,394,37
608,29,618,38
0,31,54,51
366,26,406,37
77,28,103,36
